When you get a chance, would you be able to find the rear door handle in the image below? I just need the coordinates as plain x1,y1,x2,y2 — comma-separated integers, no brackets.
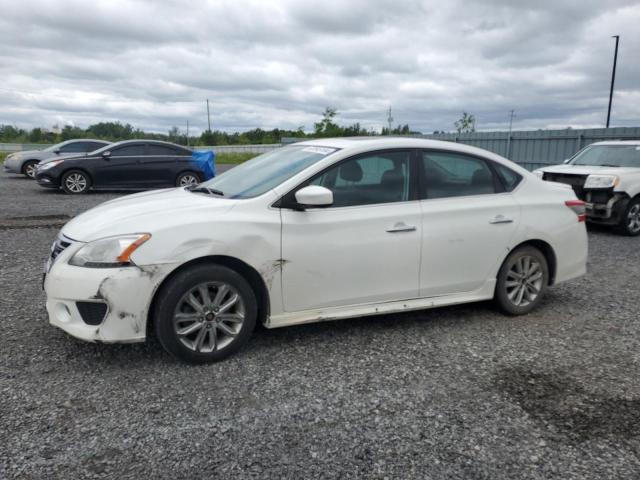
489,215,513,224
386,222,417,233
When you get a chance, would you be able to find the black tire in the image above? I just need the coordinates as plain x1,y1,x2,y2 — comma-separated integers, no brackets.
154,264,257,363
22,160,38,179
176,171,201,187
61,170,91,194
494,246,549,316
616,197,640,236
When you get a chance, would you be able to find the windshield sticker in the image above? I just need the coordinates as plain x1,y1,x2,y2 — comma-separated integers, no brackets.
302,146,337,155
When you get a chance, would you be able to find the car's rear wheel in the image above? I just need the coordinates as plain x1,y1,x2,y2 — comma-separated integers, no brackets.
495,246,548,315
61,170,91,194
22,160,38,179
176,171,200,187
154,264,257,363
617,197,640,236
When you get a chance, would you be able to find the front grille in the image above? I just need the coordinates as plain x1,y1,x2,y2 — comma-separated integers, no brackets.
50,235,72,263
543,173,589,200
76,302,108,326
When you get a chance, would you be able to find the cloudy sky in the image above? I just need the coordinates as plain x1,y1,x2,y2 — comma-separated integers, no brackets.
0,0,638,135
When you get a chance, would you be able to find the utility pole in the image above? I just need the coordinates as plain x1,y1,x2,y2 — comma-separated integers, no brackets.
606,35,620,128
206,99,211,132
506,109,515,159
186,120,190,147
387,106,393,135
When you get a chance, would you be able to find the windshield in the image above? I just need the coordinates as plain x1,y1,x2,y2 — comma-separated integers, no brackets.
200,145,338,199
44,141,66,152
571,145,640,167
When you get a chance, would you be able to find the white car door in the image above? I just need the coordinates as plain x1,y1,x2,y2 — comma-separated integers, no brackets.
280,150,422,312
418,150,521,297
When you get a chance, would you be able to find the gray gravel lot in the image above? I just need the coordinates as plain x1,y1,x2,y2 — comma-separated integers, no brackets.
1,171,639,479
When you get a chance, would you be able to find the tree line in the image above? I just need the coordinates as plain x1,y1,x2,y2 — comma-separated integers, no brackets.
1,107,477,146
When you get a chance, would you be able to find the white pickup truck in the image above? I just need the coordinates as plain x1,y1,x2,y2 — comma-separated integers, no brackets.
534,141,640,236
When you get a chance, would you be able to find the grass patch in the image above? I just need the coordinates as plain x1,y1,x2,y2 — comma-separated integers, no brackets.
215,152,259,164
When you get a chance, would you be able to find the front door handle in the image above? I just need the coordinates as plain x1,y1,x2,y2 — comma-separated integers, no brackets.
489,215,514,225
386,222,417,233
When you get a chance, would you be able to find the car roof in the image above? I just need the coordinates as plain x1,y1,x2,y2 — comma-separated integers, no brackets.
59,138,110,145
106,139,191,149
591,140,640,146
295,136,481,150
294,136,510,160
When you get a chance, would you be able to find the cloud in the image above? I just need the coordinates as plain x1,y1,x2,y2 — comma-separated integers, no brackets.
0,0,638,134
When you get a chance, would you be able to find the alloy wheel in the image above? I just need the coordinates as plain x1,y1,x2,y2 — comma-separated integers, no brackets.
173,282,245,353
627,204,640,234
179,174,198,186
24,163,37,178
505,255,543,307
65,173,88,193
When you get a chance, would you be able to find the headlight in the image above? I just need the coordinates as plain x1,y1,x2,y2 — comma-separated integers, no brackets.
584,174,619,189
69,233,151,268
533,170,544,179
38,160,64,170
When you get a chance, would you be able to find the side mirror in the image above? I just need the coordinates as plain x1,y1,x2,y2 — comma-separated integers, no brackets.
294,185,333,208
563,158,571,164
102,151,111,159
53,148,61,154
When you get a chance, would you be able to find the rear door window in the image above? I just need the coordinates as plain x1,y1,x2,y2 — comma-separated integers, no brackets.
59,142,87,153
148,145,179,156
86,142,107,152
420,151,498,199
111,145,145,157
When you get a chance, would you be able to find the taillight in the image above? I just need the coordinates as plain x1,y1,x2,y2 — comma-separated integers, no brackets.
565,200,586,222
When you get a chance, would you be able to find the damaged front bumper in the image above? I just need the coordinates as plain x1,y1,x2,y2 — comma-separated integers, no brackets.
583,190,629,225
44,244,177,343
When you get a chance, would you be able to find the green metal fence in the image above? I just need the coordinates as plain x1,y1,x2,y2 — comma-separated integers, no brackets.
417,127,640,171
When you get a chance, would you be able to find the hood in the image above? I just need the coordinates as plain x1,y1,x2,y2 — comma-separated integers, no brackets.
39,152,87,164
62,187,238,242
538,164,640,176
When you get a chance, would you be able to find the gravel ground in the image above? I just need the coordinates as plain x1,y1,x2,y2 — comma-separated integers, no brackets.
1,171,639,479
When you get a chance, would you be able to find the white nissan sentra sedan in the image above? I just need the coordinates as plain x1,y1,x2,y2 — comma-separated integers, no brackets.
44,138,588,363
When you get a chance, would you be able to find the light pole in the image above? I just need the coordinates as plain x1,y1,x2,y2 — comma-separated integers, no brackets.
506,109,515,159
606,35,620,128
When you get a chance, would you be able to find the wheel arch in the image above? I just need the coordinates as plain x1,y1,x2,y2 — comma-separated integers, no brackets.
508,239,557,285
146,255,270,337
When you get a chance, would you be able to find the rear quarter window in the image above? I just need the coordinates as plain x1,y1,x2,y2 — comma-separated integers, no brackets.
493,163,523,192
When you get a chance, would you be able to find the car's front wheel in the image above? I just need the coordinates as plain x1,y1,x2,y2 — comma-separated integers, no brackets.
154,264,257,363
617,197,640,236
22,160,38,179
494,245,549,315
61,170,91,194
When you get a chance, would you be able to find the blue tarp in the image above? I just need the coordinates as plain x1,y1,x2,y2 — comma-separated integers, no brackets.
190,150,216,180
